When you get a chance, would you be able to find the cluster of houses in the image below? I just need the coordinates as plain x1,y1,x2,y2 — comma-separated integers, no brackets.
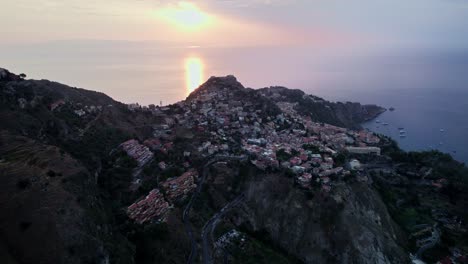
120,139,155,186
48,99,106,118
244,136,344,191
145,84,379,193
120,139,154,167
73,104,102,117
161,169,199,202
241,119,379,191
432,210,466,234
127,169,199,224
436,248,467,264
214,229,246,257
50,99,66,111
127,189,170,224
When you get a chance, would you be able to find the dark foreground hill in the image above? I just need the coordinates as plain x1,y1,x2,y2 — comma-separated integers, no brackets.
1,68,467,264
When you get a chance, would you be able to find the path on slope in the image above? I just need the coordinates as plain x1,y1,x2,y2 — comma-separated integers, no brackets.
201,194,245,264
183,155,246,264
416,228,440,259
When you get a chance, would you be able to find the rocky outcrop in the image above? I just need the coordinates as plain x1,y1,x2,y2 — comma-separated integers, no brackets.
0,68,24,82
259,86,385,129
232,173,409,264
186,75,244,100
201,161,409,264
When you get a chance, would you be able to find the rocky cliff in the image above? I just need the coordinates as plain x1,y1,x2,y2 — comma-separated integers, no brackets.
258,86,385,129
200,162,409,264
238,174,407,263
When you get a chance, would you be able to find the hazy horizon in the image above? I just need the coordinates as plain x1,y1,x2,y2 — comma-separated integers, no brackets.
2,0,468,104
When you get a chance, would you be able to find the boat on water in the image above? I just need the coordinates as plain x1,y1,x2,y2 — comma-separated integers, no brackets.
398,127,404,130
383,122,389,126
376,120,381,123
440,129,445,132
389,107,395,111
399,130,406,137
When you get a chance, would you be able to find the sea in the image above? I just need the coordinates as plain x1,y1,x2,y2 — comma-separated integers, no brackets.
1,41,467,163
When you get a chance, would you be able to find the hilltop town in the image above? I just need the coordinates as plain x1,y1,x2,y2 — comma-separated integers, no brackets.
120,76,385,226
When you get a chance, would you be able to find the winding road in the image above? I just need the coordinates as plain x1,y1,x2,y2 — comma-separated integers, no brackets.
183,155,247,264
416,227,440,258
201,194,245,264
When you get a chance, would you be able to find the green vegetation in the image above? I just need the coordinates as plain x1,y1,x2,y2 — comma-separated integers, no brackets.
127,223,173,264
61,127,129,168
276,149,292,162
376,182,433,231
160,167,185,182
231,229,303,264
386,146,468,185
53,106,85,127
98,150,137,205
291,149,300,156
232,238,297,264
232,163,252,191
395,208,433,231
302,144,320,153
376,138,468,262
334,153,347,166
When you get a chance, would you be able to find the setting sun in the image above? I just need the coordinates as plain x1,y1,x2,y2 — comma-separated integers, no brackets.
154,2,212,30
185,57,204,93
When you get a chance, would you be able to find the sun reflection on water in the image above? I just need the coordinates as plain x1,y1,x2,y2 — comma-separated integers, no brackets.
185,57,204,94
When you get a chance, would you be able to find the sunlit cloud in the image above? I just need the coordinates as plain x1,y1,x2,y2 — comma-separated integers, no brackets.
2,0,468,49
153,2,213,31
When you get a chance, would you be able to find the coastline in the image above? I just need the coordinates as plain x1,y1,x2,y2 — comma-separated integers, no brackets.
362,111,467,164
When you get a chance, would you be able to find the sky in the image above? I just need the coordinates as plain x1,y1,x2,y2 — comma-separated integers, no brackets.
2,0,468,51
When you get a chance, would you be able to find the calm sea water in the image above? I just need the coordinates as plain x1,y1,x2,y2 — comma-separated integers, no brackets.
1,42,467,163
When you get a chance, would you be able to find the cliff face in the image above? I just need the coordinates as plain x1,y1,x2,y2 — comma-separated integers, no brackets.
202,164,409,264
239,175,407,263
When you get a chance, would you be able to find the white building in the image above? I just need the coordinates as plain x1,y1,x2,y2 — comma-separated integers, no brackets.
347,159,361,170
346,147,381,156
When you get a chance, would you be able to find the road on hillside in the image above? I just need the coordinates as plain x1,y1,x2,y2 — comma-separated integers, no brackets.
416,227,440,258
183,155,247,264
201,194,245,264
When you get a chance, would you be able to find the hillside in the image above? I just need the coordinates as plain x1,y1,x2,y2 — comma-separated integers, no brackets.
1,68,467,264
258,86,385,129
